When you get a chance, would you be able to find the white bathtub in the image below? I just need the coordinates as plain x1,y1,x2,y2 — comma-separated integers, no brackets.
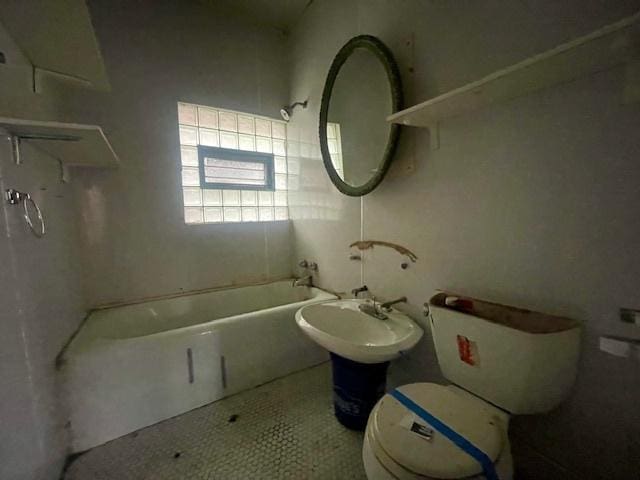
60,280,335,452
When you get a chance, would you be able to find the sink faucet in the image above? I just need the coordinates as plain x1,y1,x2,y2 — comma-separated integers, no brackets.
358,297,388,320
358,296,407,320
292,275,312,287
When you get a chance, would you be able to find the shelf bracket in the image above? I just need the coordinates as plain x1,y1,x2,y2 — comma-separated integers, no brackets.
9,132,80,167
59,160,71,183
10,135,21,164
9,133,80,182
33,67,93,94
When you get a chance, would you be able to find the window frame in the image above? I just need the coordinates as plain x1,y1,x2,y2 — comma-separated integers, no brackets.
197,145,275,191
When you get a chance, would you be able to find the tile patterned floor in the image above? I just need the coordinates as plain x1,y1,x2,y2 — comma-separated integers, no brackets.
64,363,367,480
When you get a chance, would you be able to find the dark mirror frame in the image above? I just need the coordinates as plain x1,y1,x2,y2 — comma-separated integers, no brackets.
319,35,403,196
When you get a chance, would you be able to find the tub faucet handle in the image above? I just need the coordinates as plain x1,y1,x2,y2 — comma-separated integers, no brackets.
298,259,318,271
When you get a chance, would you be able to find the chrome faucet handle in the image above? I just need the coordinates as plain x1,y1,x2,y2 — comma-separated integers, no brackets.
381,296,408,312
351,285,369,297
298,259,318,271
357,295,389,320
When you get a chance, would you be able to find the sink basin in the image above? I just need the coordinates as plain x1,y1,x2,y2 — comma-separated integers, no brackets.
295,299,423,364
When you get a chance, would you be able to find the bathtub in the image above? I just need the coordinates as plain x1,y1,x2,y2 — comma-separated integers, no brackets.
60,280,336,452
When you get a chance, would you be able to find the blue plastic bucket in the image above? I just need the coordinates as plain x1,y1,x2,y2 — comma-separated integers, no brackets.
330,353,389,430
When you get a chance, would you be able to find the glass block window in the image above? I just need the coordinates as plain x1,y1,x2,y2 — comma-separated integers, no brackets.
178,102,289,224
327,122,343,177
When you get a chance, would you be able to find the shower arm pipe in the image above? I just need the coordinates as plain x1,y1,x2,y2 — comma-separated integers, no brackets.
280,100,308,121
349,240,418,262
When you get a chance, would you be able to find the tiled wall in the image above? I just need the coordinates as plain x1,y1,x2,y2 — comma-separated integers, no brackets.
287,1,640,478
51,0,293,306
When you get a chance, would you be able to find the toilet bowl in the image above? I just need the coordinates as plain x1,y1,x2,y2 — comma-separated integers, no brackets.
362,292,581,480
362,383,513,480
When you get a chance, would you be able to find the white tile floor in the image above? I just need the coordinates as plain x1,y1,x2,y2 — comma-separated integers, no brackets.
64,363,367,480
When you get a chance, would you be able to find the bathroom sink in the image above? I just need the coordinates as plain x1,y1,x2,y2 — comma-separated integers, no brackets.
295,299,423,364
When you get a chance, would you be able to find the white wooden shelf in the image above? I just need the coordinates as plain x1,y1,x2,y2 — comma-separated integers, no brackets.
0,0,110,91
0,117,119,175
388,12,640,130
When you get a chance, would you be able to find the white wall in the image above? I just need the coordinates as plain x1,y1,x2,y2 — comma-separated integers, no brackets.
0,139,87,479
52,0,293,306
0,2,292,478
2,1,638,478
288,1,640,478
0,17,88,480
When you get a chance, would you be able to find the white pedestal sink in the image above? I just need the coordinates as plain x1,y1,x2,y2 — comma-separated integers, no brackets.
295,299,423,364
296,299,424,430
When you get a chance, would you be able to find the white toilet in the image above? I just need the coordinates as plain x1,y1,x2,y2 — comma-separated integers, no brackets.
362,292,581,480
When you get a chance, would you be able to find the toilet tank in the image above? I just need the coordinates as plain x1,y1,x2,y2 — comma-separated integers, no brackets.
429,292,581,414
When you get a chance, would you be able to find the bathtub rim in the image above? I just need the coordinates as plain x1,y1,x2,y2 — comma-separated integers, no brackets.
90,276,332,311
58,279,339,363
86,287,336,342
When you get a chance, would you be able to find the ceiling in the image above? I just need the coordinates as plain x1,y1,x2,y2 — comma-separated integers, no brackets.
201,0,314,33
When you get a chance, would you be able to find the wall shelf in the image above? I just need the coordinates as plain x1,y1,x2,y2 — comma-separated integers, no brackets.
388,12,640,131
0,117,119,181
0,0,110,91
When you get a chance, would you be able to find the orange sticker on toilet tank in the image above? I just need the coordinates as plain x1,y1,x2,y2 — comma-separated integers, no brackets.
457,335,478,366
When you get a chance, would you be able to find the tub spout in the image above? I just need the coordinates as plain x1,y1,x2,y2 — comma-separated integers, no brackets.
293,275,312,287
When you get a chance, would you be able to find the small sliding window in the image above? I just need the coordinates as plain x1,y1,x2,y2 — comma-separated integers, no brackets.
197,146,275,191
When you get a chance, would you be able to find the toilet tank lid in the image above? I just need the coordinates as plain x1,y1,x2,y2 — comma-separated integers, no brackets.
429,292,580,334
372,383,503,478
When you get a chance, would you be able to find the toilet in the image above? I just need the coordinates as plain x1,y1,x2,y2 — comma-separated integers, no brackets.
362,292,581,480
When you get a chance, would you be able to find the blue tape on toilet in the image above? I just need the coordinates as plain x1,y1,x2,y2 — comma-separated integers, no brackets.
389,389,499,480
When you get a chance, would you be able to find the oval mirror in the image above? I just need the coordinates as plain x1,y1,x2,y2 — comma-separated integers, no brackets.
319,35,403,196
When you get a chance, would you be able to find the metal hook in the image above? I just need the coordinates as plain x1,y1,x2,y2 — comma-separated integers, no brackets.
5,189,46,238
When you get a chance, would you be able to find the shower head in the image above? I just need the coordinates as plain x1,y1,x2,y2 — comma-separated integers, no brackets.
280,100,308,121
279,107,291,122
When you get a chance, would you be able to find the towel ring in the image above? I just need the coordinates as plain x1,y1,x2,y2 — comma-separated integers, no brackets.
5,189,46,238
23,193,45,238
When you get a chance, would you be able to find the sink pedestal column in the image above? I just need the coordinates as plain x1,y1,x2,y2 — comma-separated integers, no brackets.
330,353,389,430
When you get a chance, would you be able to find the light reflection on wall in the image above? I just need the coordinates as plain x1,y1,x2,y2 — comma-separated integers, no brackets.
287,137,342,221
80,183,107,246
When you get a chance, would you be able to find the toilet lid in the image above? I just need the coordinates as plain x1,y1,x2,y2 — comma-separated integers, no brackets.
372,383,503,479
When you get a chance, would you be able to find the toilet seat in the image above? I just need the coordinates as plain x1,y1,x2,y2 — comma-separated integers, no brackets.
366,383,508,479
